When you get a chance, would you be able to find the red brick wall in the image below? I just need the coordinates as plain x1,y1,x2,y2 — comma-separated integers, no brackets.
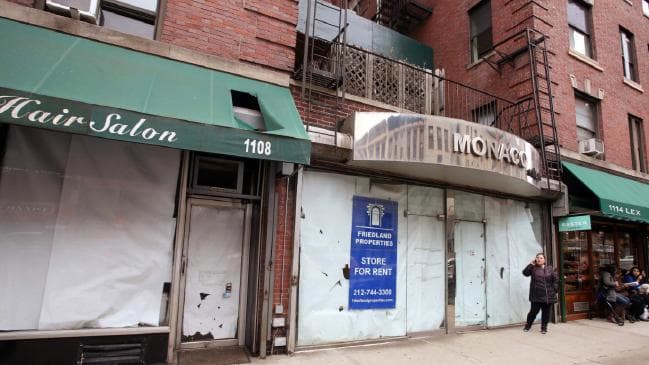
411,0,649,172
549,0,649,169
159,0,298,72
272,176,294,317
291,85,391,129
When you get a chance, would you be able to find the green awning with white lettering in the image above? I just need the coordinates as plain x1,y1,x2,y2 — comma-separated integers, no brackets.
563,161,649,223
0,17,310,164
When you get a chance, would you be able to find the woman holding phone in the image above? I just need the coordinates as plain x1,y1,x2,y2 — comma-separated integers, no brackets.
522,253,558,334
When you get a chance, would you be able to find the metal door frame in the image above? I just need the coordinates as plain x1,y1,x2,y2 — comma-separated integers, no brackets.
175,197,252,350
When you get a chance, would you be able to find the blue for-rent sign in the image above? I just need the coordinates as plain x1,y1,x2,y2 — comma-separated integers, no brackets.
349,196,398,310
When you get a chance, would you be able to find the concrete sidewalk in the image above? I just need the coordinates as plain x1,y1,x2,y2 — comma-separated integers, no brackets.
252,319,649,365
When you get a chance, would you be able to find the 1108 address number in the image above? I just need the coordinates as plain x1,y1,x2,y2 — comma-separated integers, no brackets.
244,139,271,156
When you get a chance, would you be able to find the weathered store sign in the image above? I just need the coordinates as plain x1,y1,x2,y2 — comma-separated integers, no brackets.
348,113,545,197
349,196,398,310
558,215,591,232
0,87,310,164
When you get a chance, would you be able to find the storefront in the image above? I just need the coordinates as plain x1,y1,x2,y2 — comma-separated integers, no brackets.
0,18,310,364
559,162,649,321
293,112,556,347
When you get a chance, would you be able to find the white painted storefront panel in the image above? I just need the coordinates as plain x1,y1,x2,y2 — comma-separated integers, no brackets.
297,172,409,346
454,221,486,326
298,172,544,345
298,172,446,345
484,198,543,327
0,126,180,331
405,186,445,333
182,205,244,340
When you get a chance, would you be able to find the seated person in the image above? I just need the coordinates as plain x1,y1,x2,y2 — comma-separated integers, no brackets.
600,265,632,322
623,267,649,292
623,268,648,321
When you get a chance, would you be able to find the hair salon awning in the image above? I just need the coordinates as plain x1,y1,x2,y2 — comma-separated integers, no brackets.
0,18,310,164
563,161,649,223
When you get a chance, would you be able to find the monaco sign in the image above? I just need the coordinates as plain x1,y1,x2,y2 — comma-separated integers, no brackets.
346,112,545,197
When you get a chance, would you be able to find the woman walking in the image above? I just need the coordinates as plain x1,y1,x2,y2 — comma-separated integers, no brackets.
523,253,558,334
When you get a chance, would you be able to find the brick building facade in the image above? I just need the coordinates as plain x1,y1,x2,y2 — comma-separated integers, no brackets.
2,0,649,363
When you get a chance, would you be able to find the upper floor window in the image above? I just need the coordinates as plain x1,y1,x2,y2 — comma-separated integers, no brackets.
575,93,598,142
620,28,638,82
101,0,158,39
568,0,593,58
629,115,647,173
472,101,496,127
469,0,492,62
643,0,649,16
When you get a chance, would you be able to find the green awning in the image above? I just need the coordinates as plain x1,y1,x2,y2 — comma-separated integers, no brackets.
0,18,310,164
563,161,649,223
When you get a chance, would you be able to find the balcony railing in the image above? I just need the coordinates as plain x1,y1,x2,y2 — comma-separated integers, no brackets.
337,44,524,136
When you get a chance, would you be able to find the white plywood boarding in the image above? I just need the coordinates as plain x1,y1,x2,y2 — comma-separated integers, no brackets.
485,198,543,327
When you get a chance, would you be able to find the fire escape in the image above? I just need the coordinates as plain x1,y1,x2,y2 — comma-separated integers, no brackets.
375,0,432,33
297,0,349,122
489,28,562,190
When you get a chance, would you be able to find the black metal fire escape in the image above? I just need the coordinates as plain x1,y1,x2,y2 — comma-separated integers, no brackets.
297,0,348,123
375,0,432,33
489,28,562,190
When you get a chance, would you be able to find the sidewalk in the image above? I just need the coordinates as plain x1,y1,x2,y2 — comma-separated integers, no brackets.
252,319,649,365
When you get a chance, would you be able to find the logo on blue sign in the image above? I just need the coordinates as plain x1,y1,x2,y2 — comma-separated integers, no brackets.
349,196,398,310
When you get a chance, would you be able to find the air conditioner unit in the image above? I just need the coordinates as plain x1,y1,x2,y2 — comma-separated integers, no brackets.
579,138,604,157
46,0,100,25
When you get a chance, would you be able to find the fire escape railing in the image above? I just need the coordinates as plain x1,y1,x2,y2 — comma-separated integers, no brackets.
295,30,561,191
375,0,432,33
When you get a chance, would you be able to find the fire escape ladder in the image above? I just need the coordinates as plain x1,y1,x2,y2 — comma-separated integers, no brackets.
489,28,562,191
300,0,349,126
525,29,562,189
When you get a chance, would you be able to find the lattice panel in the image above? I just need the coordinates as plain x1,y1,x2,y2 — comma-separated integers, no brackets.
344,48,368,98
403,67,426,113
372,57,399,106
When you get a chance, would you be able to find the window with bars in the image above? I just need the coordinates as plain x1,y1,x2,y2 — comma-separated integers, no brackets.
568,0,593,58
629,115,647,173
469,0,492,63
620,28,638,82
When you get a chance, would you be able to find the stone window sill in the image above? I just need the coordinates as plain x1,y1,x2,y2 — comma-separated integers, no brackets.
466,50,497,70
623,78,644,93
568,49,604,72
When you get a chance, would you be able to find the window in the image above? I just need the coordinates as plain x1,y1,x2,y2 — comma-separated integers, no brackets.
472,101,497,127
0,126,179,331
644,0,649,16
575,94,598,142
621,28,638,82
101,0,158,39
568,0,593,58
629,115,647,173
561,231,591,292
469,0,492,62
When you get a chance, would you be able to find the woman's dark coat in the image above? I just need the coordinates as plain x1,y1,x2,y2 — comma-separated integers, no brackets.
523,264,558,303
